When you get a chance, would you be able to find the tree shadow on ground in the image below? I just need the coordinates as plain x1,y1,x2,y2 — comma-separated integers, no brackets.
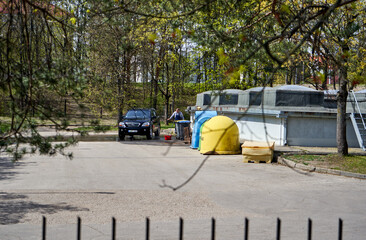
0,157,28,181
0,192,89,225
118,136,189,146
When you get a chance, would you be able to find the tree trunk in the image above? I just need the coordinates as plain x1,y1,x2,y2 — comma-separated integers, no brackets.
321,62,328,90
117,76,123,121
204,56,208,91
333,68,337,90
336,66,348,155
150,61,154,108
153,47,164,110
295,66,298,84
164,63,170,125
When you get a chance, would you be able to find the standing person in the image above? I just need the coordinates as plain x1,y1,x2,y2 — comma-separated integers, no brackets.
168,108,184,121
168,108,184,136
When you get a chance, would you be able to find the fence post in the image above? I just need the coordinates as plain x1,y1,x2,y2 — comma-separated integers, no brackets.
37,215,349,239
42,216,46,240
77,217,81,240
308,218,312,240
211,218,216,240
244,218,249,240
276,218,281,240
112,217,116,240
179,217,184,240
338,218,343,240
146,217,150,240
64,99,67,117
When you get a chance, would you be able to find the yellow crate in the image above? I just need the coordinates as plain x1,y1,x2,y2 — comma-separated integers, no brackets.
243,154,273,163
242,141,275,163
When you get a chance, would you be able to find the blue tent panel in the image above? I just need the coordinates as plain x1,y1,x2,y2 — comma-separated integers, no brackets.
191,111,217,149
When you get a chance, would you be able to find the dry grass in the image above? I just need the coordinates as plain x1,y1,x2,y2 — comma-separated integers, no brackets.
285,154,366,174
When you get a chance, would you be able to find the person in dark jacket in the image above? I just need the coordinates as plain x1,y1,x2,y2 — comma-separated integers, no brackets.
168,108,184,121
168,108,185,135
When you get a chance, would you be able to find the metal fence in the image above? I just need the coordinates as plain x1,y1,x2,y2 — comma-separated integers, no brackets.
0,98,117,120
41,216,344,240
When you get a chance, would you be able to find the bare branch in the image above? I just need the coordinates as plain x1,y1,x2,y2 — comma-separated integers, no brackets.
98,0,215,20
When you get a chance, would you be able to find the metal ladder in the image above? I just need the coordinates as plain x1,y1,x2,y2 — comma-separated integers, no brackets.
349,90,366,151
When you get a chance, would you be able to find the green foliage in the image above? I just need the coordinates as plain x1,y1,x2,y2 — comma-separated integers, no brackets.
0,122,11,134
1,0,365,159
160,122,175,129
0,0,87,160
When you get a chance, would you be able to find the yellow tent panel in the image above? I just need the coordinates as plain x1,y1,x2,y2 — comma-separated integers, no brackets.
200,116,240,155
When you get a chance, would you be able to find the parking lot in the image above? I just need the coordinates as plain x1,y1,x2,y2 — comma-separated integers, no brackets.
1,140,366,239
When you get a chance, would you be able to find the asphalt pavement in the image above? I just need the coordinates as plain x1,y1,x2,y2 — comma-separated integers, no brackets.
0,135,366,239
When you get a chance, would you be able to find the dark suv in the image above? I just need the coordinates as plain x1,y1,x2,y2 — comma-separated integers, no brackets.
118,108,160,140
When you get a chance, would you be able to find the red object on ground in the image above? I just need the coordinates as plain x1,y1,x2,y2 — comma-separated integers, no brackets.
165,135,172,140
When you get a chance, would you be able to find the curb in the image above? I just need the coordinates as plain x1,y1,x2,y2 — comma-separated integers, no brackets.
277,156,366,179
41,133,118,142
44,133,192,146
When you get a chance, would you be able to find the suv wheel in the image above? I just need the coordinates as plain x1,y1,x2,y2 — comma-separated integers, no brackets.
154,126,160,137
119,132,125,141
146,127,153,140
